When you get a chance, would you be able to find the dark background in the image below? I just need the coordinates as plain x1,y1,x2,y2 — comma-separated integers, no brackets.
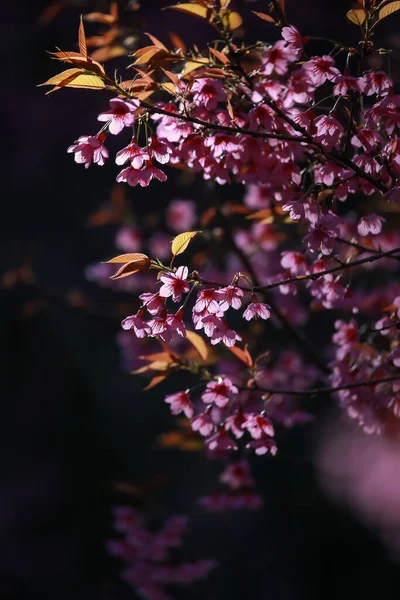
2,1,400,598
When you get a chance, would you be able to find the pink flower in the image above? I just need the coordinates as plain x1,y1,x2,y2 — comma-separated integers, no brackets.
217,286,245,311
115,143,150,168
191,78,226,110
313,115,344,151
303,213,340,255
333,70,365,96
280,251,307,274
115,226,142,252
201,315,242,347
166,199,197,232
246,434,277,456
121,311,151,338
205,427,238,452
159,266,190,302
191,410,215,436
97,98,139,135
281,25,303,59
116,164,167,187
225,409,247,439
357,214,385,236
362,71,392,96
148,311,172,342
165,391,194,418
243,413,275,439
219,460,254,489
261,40,298,76
303,55,340,87
166,310,186,337
243,300,271,321
193,289,222,314
67,135,109,168
201,377,238,408
139,293,164,316
148,136,174,164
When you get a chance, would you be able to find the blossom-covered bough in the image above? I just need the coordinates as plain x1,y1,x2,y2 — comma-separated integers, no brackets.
43,0,400,589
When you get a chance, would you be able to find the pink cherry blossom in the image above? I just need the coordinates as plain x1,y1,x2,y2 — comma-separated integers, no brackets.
303,55,340,86
191,410,215,436
166,199,197,232
165,391,194,418
243,300,271,321
205,427,238,452
159,266,190,302
281,25,304,59
191,78,226,110
246,434,277,456
219,460,255,489
217,285,245,311
193,288,223,314
116,164,167,187
115,142,150,168
201,377,238,408
148,136,174,164
97,98,140,135
67,135,109,168
357,214,385,236
243,413,275,439
121,310,151,338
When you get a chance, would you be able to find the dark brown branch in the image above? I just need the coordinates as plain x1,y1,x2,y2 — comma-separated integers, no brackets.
215,208,330,374
239,374,400,397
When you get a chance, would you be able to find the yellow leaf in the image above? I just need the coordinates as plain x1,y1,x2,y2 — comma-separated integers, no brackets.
186,329,209,361
171,231,201,256
221,10,243,31
62,73,106,89
134,48,164,65
379,1,400,20
40,68,82,87
105,253,149,264
252,11,276,23
161,81,177,95
165,3,210,20
346,8,366,25
180,57,209,78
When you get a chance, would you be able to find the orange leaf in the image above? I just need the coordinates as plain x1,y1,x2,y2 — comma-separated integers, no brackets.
378,1,400,20
143,374,168,390
209,46,229,65
227,345,253,367
168,31,187,53
171,231,201,256
186,329,209,361
145,32,168,51
78,16,87,59
252,11,276,23
105,253,150,264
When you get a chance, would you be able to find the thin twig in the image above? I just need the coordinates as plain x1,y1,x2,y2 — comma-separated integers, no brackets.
238,373,400,397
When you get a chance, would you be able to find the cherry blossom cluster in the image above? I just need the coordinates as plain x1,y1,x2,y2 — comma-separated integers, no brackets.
108,507,215,600
121,268,270,347
55,1,400,478
199,460,263,511
330,296,400,435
